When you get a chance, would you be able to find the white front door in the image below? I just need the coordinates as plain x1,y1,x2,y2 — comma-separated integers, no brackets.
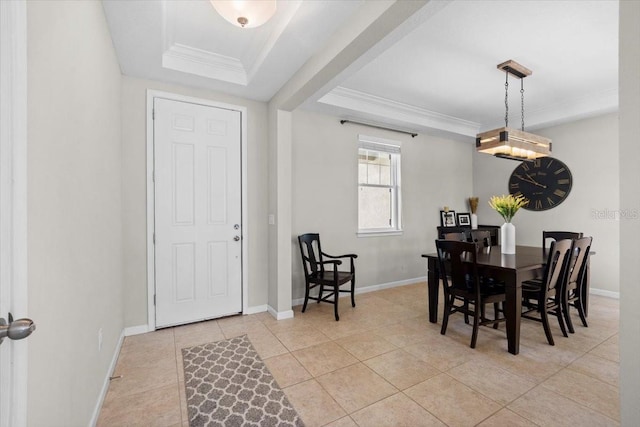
154,98,242,328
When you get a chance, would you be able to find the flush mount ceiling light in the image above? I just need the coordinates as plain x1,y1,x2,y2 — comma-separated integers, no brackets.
210,0,277,28
476,60,551,161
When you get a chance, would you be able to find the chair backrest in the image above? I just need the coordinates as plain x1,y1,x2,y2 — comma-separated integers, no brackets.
542,231,583,252
298,233,324,278
435,239,480,295
443,232,467,241
470,230,491,248
566,236,593,289
541,239,573,300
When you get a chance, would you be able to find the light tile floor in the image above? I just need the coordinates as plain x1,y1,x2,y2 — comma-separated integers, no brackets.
97,283,620,426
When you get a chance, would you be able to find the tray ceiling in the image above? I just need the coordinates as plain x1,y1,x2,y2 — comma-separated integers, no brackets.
102,0,618,138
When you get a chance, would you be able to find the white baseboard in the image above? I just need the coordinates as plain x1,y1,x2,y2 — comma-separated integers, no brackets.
356,276,426,294
124,324,150,336
267,305,294,320
590,288,620,299
123,306,270,334
291,276,426,307
245,304,268,315
90,329,125,427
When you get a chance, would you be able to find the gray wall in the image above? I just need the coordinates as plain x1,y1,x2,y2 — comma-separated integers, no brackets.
27,1,123,424
619,0,640,422
291,109,473,299
121,76,270,327
473,113,619,294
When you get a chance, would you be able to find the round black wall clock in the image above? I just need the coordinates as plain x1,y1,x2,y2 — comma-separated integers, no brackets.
508,157,573,211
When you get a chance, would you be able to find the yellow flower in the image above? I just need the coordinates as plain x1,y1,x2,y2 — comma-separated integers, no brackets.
488,194,529,223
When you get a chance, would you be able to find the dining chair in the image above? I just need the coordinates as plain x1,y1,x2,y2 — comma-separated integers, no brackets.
439,234,471,323
470,230,491,248
435,239,506,348
443,232,467,241
297,233,357,321
521,239,573,345
562,236,593,333
542,231,583,253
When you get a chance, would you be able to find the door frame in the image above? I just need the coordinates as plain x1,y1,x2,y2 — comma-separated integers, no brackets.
0,0,28,425
146,90,248,331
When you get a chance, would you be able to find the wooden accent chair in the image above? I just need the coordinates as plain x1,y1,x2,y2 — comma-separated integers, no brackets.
297,234,357,321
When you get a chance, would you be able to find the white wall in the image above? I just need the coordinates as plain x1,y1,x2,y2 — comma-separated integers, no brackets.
27,1,123,425
291,109,473,299
472,113,619,295
619,0,640,422
120,76,270,327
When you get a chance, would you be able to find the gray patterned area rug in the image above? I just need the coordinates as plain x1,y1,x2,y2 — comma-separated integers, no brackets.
182,335,304,427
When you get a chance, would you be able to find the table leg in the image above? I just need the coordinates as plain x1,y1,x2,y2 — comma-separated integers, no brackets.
504,273,522,355
427,257,439,323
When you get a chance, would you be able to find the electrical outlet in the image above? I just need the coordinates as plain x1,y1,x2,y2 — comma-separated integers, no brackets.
98,328,103,352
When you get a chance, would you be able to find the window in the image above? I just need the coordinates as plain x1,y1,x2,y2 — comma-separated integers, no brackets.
357,135,402,235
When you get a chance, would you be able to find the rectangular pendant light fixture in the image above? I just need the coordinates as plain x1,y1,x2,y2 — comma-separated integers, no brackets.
476,127,551,160
476,60,552,161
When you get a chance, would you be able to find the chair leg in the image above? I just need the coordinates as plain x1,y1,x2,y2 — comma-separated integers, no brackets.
333,284,340,321
350,277,356,308
576,299,589,328
493,302,500,329
540,303,555,346
556,307,568,338
440,294,453,335
318,285,324,303
464,300,470,324
302,283,310,313
563,294,575,334
470,303,480,349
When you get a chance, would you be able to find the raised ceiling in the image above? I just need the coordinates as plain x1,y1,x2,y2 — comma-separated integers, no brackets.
102,0,618,139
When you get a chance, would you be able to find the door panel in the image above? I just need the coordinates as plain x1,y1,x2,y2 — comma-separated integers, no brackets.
154,98,242,327
172,143,195,225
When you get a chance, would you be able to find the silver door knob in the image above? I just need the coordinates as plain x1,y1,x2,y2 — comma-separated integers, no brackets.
0,314,36,346
234,236,240,241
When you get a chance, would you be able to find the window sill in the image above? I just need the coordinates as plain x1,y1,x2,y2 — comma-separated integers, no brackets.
357,230,403,238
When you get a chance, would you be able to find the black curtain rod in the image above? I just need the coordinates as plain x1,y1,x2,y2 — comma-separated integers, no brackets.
340,120,417,138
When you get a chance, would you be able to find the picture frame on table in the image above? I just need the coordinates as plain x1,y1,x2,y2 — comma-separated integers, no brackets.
440,210,457,227
457,212,471,227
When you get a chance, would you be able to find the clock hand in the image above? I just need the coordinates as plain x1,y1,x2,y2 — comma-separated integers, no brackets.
514,173,545,188
525,173,547,189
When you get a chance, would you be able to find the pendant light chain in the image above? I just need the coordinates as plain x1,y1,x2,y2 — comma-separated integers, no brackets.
504,71,509,128
520,78,525,131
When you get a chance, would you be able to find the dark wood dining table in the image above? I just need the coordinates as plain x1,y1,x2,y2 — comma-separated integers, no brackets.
422,245,547,355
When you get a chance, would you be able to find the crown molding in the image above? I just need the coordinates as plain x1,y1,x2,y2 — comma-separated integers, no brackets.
161,1,246,85
160,0,302,88
321,86,619,137
162,43,247,86
319,86,481,137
